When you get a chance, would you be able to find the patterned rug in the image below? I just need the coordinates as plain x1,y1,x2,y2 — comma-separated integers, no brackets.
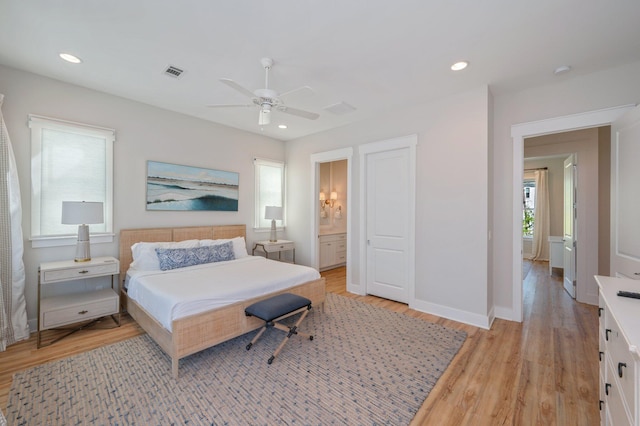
6,294,466,425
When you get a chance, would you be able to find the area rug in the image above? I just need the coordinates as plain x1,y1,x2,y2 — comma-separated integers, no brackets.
6,293,466,425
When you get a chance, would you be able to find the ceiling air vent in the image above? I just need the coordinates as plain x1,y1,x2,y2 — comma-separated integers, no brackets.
163,65,184,78
323,101,356,115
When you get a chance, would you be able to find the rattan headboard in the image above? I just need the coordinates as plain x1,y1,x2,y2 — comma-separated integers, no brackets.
118,224,247,278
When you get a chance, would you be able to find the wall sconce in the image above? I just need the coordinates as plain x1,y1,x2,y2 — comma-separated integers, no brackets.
329,191,338,208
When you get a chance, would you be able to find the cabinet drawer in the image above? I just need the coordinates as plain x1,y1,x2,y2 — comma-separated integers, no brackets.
42,262,119,283
605,359,633,426
40,289,118,329
335,251,346,263
609,341,636,414
263,242,294,252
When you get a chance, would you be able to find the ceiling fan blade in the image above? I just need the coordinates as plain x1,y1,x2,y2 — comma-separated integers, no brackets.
277,105,319,120
207,104,255,108
219,78,255,98
278,85,314,99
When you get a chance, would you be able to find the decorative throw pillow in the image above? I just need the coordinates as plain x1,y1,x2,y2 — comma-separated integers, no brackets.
130,239,200,270
199,236,248,258
155,242,235,271
209,240,236,262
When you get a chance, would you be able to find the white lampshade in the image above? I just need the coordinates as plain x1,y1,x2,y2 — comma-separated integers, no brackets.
319,192,326,201
61,201,104,225
61,201,104,262
330,191,338,201
265,205,283,242
264,205,283,221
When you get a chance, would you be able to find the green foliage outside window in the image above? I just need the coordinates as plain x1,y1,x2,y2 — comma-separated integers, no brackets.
523,209,534,236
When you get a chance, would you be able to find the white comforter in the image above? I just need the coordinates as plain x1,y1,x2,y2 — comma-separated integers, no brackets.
126,256,320,331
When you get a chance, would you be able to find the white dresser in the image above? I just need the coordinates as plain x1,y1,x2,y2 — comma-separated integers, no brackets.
596,275,640,425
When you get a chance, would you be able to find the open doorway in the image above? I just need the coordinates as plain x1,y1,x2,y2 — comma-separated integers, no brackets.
310,148,353,291
522,154,575,298
510,105,633,322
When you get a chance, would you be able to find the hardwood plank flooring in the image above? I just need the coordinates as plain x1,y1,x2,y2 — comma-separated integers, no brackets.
0,261,598,425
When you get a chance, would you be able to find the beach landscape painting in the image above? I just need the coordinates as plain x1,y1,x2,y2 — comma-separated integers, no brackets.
146,161,239,211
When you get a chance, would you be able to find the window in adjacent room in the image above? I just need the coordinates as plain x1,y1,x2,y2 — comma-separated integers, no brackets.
254,158,285,230
522,179,536,237
29,115,114,247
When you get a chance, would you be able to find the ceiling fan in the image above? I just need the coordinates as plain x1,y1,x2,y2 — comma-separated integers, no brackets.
208,57,320,126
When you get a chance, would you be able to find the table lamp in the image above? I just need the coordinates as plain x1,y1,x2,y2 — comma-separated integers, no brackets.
61,201,104,262
264,206,283,242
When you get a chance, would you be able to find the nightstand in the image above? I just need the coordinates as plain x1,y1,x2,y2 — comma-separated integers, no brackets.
252,240,295,263
37,256,120,348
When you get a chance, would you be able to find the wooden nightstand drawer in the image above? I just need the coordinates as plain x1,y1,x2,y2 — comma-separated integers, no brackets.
42,262,118,283
263,241,294,252
40,288,118,329
40,257,119,284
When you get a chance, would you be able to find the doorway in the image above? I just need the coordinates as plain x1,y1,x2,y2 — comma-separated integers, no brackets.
310,148,353,291
511,105,633,322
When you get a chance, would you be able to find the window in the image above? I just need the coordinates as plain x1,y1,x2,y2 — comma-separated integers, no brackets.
523,179,536,237
254,158,285,230
29,115,114,247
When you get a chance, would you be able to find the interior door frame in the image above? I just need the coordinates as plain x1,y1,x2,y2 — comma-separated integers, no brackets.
310,147,353,286
510,104,634,322
359,134,417,303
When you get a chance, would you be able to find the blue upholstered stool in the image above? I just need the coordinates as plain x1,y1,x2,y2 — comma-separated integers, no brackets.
245,293,313,364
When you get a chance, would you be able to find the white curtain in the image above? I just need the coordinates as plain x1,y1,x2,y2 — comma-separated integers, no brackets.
531,169,550,261
0,93,29,351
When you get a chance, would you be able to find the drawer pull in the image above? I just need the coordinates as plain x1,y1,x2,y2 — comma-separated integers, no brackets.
599,400,604,410
605,383,611,396
598,307,603,317
599,351,604,362
78,270,89,274
605,329,611,341
618,362,627,378
78,310,88,315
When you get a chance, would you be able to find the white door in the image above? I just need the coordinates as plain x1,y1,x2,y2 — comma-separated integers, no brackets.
611,105,640,279
366,148,410,303
563,154,577,298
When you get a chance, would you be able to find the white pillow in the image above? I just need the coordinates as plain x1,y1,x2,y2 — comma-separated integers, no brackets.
199,236,248,258
130,239,200,271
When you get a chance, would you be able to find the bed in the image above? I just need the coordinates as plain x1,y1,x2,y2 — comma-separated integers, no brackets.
119,224,326,378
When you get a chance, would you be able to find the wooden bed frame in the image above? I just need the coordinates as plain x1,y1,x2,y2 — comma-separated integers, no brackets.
119,224,326,379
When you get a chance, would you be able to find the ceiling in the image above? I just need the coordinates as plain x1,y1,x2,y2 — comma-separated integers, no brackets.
1,1,640,141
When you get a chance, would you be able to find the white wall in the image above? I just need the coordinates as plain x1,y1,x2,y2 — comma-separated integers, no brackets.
0,64,284,330
287,86,491,327
492,60,640,313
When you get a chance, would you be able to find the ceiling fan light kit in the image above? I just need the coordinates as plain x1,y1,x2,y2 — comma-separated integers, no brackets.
208,57,319,126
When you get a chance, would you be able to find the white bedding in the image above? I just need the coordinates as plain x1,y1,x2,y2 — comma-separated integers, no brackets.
126,256,321,331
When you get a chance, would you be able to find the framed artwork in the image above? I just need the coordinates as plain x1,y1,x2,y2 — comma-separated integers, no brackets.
146,161,239,211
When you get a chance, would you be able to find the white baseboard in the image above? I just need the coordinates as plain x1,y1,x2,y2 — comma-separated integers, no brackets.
494,306,515,321
410,298,492,330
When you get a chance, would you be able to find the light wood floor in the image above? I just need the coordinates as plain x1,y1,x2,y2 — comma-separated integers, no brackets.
1,261,598,424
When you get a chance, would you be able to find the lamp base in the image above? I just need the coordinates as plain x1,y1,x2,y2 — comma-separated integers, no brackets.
74,224,92,262
269,219,277,242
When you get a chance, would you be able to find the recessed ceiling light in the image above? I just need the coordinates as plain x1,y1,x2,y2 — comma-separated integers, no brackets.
278,124,287,129
451,61,468,71
59,53,82,64
553,65,572,75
